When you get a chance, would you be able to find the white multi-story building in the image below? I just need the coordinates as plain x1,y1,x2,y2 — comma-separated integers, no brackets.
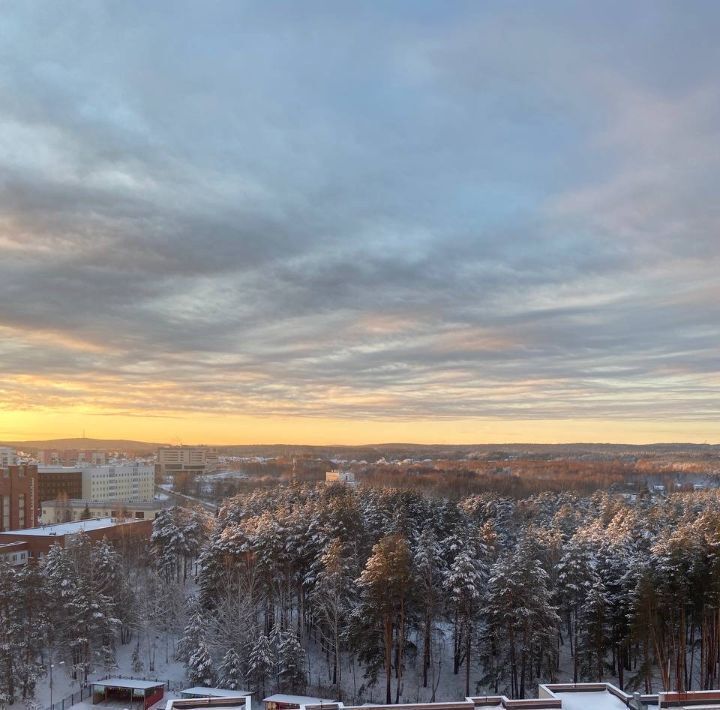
157,446,218,477
0,447,16,467
81,463,154,502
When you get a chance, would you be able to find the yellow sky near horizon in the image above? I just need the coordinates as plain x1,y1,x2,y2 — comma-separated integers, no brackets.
1,409,717,445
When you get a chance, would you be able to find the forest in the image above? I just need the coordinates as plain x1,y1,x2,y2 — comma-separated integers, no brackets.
5,484,720,708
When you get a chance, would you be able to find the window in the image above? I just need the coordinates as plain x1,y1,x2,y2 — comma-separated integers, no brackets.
18,494,25,528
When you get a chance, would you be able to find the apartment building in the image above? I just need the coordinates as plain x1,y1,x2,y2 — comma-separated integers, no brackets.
38,463,154,502
0,464,38,531
81,463,154,501
157,446,218,477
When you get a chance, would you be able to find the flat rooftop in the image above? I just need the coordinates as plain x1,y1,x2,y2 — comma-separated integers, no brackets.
93,678,164,690
40,498,162,509
182,688,251,698
263,696,337,705
550,690,627,710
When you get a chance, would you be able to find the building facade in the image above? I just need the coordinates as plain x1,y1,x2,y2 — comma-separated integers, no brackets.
38,463,154,502
157,446,218,477
40,498,163,524
0,464,38,531
0,541,29,567
37,449,107,466
80,463,154,501
325,469,358,487
0,447,16,467
37,467,84,503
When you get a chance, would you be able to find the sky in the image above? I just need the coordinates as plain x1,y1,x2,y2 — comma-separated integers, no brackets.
0,1,719,445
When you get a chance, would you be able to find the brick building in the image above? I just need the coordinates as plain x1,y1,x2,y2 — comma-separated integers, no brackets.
0,517,152,561
0,464,38,531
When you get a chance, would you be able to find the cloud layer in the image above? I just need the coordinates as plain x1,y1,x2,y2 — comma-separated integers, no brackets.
1,1,719,432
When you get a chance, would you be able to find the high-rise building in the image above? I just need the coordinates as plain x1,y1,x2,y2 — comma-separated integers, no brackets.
0,464,38,531
156,446,218,477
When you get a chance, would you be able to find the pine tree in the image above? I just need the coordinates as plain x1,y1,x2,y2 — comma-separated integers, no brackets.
0,560,22,705
444,530,489,695
578,576,608,680
187,641,215,687
217,648,245,691
247,634,275,698
555,538,595,682
277,631,306,694
354,533,414,704
310,538,354,695
484,544,560,698
177,604,205,662
413,526,444,691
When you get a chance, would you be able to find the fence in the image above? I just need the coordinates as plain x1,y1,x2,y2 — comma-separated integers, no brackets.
45,675,182,710
46,684,91,710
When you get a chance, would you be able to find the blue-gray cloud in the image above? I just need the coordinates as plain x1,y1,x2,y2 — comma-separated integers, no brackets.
0,1,719,425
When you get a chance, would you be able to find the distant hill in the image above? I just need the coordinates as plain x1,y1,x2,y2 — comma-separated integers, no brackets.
0,437,166,453
0,437,717,460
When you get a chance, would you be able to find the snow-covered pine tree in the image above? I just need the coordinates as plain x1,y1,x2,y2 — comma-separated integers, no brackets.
444,529,490,695
484,543,560,698
177,602,205,662
217,648,245,691
310,537,354,695
413,526,444,691
277,631,306,694
555,538,596,682
152,508,184,582
354,533,414,704
247,633,275,699
577,575,609,681
187,641,215,687
0,560,23,705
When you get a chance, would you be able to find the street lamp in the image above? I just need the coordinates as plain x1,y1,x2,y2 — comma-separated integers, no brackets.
49,660,65,708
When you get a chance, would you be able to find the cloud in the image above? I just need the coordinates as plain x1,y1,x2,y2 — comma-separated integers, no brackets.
0,1,718,431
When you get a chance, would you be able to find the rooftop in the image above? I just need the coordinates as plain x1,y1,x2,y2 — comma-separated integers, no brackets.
0,518,137,536
182,689,252,698
93,678,165,690
264,696,337,706
41,498,163,509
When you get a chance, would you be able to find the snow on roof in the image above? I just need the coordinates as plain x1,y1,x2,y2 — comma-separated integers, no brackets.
93,678,165,690
550,690,627,710
182,688,251,698
263,696,336,706
1,518,136,536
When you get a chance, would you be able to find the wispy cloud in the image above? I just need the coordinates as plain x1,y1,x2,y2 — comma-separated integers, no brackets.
0,1,718,433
